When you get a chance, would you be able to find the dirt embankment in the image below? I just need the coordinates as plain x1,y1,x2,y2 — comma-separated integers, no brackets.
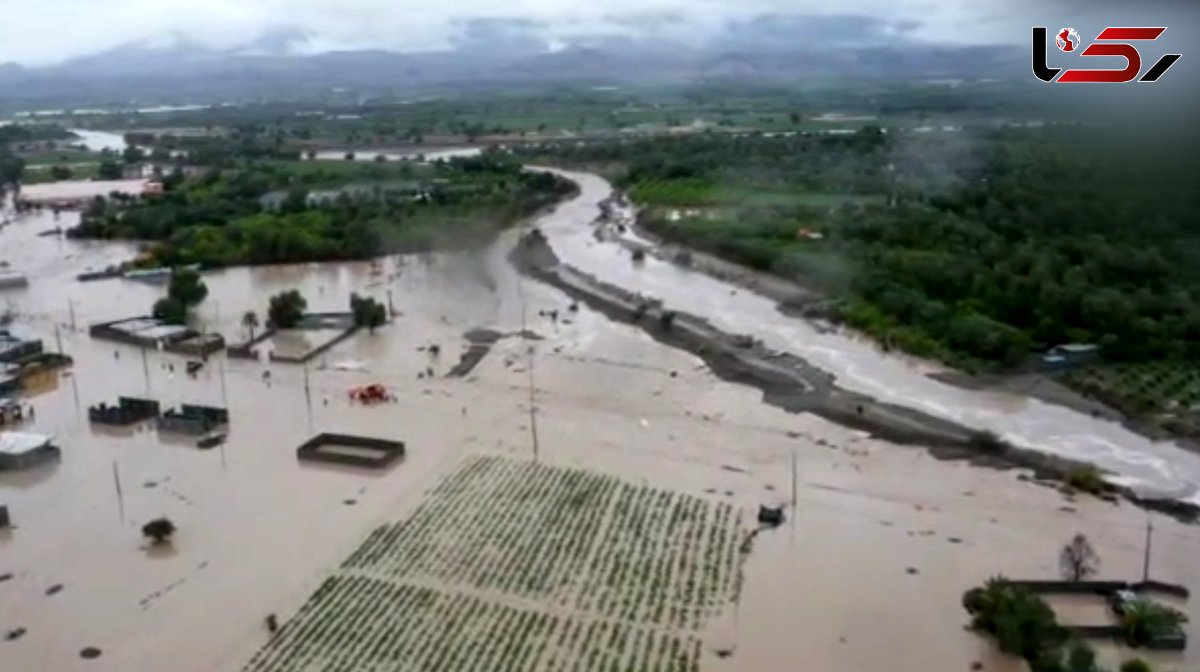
509,227,1200,524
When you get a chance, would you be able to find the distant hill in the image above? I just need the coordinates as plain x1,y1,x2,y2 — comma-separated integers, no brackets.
0,16,1025,106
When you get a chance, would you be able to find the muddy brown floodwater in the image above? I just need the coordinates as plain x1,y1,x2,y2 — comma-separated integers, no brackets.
0,139,1197,672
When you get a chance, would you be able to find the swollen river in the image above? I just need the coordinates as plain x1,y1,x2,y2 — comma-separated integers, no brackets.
67,131,1200,504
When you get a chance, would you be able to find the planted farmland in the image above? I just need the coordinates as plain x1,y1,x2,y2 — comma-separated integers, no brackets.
1067,362,1200,437
243,455,746,671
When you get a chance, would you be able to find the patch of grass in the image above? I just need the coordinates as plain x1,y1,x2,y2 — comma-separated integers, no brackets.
1064,466,1108,495
18,147,105,166
1066,362,1200,439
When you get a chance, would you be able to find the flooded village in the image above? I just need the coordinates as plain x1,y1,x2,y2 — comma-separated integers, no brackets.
1,126,1198,672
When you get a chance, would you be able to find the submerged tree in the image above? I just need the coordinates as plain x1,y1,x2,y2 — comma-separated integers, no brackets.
152,268,208,325
1065,640,1097,672
1059,534,1100,582
268,290,307,329
242,310,260,341
152,296,188,325
142,517,177,545
97,160,123,180
1121,600,1188,647
350,293,388,333
168,268,208,308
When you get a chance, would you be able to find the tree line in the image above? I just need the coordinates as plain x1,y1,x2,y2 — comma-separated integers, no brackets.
518,126,1200,371
69,149,574,268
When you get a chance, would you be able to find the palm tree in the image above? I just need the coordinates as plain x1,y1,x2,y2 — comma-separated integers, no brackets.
242,310,260,342
1121,599,1188,647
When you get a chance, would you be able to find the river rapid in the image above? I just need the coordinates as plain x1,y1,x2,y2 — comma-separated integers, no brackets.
54,130,1200,506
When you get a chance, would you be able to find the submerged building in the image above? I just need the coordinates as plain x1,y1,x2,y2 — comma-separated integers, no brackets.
89,317,225,356
0,432,60,470
0,331,43,364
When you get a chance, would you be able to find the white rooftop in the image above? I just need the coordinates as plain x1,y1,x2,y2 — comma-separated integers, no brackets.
0,431,52,455
139,325,190,340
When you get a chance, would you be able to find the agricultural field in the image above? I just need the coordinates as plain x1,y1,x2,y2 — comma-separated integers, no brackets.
1066,362,1200,436
629,177,885,210
242,455,746,672
628,178,718,207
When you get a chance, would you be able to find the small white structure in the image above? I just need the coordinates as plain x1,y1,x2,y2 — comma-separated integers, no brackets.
0,431,60,470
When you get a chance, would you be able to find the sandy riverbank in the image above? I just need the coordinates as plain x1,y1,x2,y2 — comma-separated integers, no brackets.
0,182,1197,672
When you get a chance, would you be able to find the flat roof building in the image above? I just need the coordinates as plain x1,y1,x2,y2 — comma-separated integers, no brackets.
0,431,60,470
0,330,43,364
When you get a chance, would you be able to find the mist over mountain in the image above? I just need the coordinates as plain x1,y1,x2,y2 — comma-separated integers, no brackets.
0,14,1025,107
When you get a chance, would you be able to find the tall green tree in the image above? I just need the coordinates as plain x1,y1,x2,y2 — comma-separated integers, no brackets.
268,290,307,329
350,293,387,333
98,160,123,180
167,268,208,308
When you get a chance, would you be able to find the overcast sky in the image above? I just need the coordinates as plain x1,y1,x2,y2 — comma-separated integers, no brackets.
0,0,1019,65
0,0,1192,66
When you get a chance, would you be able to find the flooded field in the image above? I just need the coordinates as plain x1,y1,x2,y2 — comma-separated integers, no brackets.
18,179,147,203
1,141,1198,672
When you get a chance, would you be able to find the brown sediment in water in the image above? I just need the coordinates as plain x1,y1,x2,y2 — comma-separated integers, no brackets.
1,179,1198,672
509,229,1200,524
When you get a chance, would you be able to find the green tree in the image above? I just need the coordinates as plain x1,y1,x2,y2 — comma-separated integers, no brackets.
49,164,73,181
1121,600,1188,647
350,293,387,333
0,146,25,185
167,268,208,308
142,517,176,545
98,160,123,180
964,577,1067,663
1119,660,1152,672
268,289,307,329
1059,534,1100,581
153,296,187,325
280,188,309,214
122,145,144,165
1065,641,1097,672
242,310,260,340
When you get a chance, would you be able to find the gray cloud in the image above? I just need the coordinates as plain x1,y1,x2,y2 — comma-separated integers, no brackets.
0,0,1030,66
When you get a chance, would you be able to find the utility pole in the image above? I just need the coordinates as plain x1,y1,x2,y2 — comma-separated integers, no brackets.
68,299,76,331
141,346,150,392
54,324,63,355
303,362,313,433
1142,518,1154,582
528,350,539,463
791,448,797,508
112,460,125,523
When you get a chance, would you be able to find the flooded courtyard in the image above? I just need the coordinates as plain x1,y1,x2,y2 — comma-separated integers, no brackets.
1,148,1199,671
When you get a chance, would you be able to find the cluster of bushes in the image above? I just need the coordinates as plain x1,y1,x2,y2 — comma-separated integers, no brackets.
964,577,1184,672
